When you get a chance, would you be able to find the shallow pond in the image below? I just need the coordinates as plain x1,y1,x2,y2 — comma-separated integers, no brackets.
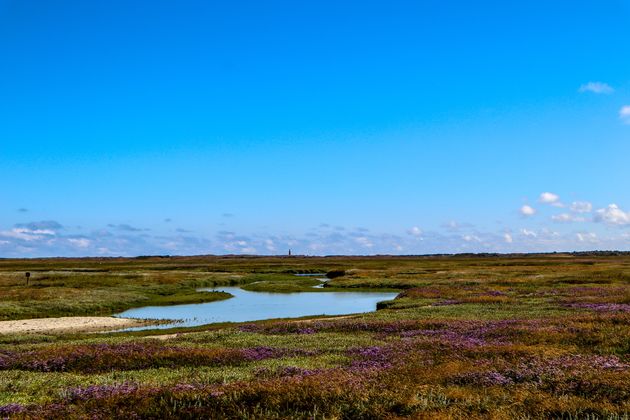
114,287,398,330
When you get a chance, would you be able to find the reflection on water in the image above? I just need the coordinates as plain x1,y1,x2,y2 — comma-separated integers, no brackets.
114,287,398,330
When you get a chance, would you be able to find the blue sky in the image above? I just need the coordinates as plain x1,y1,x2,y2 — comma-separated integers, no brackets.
1,0,629,257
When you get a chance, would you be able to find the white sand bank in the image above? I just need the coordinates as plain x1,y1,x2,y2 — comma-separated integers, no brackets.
0,316,148,334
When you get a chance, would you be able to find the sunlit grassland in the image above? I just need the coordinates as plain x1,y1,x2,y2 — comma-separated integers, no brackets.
0,270,237,320
0,254,628,418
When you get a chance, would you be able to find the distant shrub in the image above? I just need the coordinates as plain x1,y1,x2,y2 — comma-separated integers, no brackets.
326,270,346,279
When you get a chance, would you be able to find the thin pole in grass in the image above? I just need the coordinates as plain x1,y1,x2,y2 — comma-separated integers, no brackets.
25,271,30,286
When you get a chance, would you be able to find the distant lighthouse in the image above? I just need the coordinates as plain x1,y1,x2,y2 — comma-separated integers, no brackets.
288,249,292,256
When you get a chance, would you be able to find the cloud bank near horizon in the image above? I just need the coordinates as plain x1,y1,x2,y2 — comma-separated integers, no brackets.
2,192,629,258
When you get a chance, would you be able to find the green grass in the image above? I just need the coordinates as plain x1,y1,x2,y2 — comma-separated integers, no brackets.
0,270,237,320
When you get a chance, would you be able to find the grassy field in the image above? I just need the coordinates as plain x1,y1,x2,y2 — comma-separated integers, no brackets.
0,254,628,418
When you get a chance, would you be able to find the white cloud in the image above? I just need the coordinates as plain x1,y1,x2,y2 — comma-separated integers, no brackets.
68,238,91,248
520,205,536,217
355,237,374,248
162,241,179,251
620,106,630,124
7,196,630,257
520,228,537,238
576,232,598,243
264,239,276,252
540,228,560,238
578,82,614,94
551,213,571,223
594,204,630,226
444,220,459,229
539,192,563,207
551,213,585,223
462,235,481,242
570,201,592,213
0,228,54,242
442,220,472,231
0,222,627,256
407,226,423,237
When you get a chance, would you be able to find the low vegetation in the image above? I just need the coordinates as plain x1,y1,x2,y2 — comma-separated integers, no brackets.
0,254,628,418
0,268,235,320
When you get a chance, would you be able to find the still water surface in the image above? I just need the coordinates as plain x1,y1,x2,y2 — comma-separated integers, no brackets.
115,287,398,330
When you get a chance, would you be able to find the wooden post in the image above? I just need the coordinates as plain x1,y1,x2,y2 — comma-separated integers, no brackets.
25,272,31,286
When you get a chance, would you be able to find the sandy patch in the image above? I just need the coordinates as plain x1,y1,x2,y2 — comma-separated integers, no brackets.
148,333,181,341
0,316,151,334
295,315,356,323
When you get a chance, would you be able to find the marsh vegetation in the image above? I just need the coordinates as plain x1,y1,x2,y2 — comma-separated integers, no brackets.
0,254,628,418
